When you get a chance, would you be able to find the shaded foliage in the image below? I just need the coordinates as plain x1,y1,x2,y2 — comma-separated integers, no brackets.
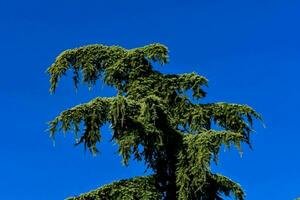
47,43,261,200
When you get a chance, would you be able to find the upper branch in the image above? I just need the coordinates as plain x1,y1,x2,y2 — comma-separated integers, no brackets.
178,102,262,142
47,43,168,93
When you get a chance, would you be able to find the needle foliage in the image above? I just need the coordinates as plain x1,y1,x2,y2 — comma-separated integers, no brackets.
47,43,261,200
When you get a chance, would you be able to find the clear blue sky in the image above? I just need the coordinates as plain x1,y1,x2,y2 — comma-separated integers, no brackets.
0,0,299,199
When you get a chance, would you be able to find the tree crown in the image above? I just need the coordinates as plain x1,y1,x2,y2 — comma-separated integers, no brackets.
47,43,261,200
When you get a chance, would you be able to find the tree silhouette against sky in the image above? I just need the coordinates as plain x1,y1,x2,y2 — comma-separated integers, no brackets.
47,43,261,200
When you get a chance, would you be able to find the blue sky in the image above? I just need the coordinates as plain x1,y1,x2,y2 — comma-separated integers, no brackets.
0,0,299,199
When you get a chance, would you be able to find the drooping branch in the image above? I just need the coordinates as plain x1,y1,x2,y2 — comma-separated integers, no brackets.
66,175,162,200
48,97,112,153
48,94,175,166
125,72,208,111
47,45,126,92
206,174,245,200
176,130,245,200
178,103,262,142
47,43,169,93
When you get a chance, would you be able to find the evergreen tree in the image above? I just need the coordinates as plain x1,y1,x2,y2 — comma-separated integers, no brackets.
47,43,262,200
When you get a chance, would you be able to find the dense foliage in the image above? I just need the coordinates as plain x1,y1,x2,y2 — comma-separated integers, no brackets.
47,43,261,200
66,176,162,200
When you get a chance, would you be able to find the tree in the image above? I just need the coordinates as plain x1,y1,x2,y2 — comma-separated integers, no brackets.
47,43,262,200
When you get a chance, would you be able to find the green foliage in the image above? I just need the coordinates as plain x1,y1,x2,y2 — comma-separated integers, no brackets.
178,103,262,142
47,43,262,200
67,176,162,200
176,131,245,200
48,43,168,92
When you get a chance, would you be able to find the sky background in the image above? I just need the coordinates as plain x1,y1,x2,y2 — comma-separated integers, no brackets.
0,0,299,199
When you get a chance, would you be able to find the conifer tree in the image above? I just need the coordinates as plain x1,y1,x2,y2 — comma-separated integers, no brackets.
47,43,262,200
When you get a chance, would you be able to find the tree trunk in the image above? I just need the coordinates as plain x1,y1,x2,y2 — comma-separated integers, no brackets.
165,182,177,200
